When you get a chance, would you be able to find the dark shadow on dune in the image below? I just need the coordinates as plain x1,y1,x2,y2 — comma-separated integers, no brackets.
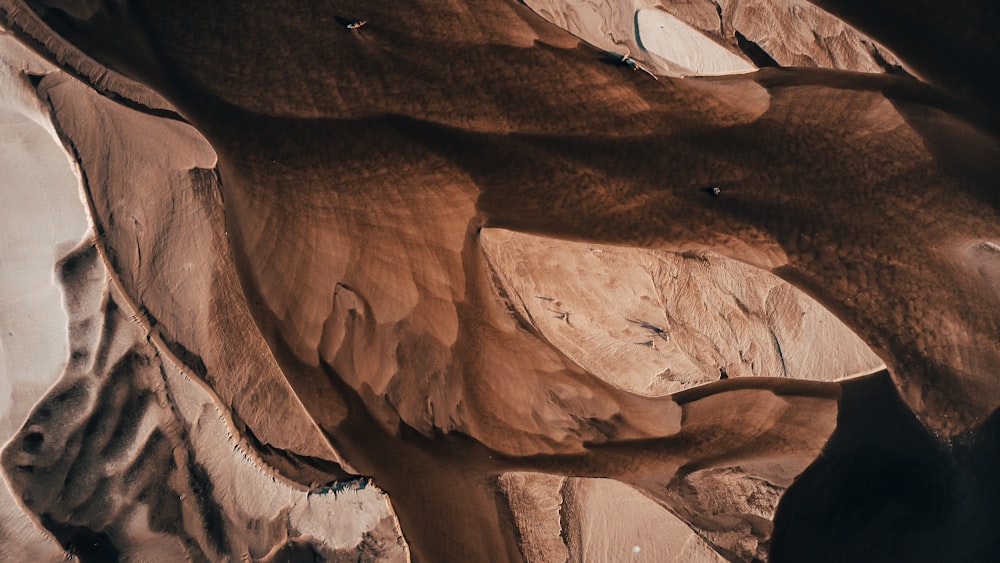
890,98,1000,212
813,0,1000,127
735,30,779,68
771,371,1000,562
40,514,120,563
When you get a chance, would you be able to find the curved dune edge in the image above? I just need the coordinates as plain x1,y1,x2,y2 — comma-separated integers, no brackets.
0,42,84,562
494,378,842,561
636,8,756,76
0,32,349,477
0,33,410,561
0,4,178,117
481,227,885,395
523,0,906,77
0,2,992,560
0,240,408,560
0,29,852,557
3,0,997,444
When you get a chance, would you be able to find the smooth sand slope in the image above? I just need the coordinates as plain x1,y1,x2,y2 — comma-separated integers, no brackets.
0,0,998,560
481,228,884,395
0,35,84,561
0,238,407,561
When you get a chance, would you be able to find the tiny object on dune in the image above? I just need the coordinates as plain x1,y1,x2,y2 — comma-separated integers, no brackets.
703,185,722,196
346,19,367,30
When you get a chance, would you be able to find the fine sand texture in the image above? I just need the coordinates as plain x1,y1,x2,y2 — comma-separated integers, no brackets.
0,239,408,561
0,36,86,561
0,30,408,562
522,0,905,76
481,228,884,395
1,0,999,561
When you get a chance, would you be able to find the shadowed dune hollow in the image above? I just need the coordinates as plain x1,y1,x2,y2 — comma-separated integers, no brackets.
0,0,998,561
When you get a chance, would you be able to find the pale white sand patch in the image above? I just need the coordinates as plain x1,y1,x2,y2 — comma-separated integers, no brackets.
481,228,884,395
0,44,88,561
636,9,755,76
0,60,88,440
523,0,906,77
566,478,725,562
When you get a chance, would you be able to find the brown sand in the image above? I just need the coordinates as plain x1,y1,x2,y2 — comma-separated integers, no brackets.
0,0,998,560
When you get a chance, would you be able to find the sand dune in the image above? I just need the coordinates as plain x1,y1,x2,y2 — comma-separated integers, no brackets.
499,472,727,562
0,41,85,561
1,239,407,561
0,30,407,561
481,228,883,394
523,0,904,76
0,0,998,560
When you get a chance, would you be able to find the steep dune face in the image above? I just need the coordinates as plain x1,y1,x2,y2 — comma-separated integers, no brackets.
14,44,347,478
0,34,408,561
812,0,1000,123
0,0,998,561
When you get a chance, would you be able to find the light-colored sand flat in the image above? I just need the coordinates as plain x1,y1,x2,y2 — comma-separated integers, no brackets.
566,477,727,562
0,39,88,441
481,228,884,395
499,472,726,562
0,40,88,561
635,8,755,76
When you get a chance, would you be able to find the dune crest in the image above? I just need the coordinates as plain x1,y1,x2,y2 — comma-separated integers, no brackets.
523,0,905,76
481,228,884,395
0,31,408,561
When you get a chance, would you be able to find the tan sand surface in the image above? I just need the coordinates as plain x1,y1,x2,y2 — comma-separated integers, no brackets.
0,0,997,560
481,228,884,394
0,237,408,560
500,472,727,562
0,38,84,561
523,0,904,76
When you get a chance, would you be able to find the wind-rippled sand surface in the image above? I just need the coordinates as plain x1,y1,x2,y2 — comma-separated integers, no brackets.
0,0,998,561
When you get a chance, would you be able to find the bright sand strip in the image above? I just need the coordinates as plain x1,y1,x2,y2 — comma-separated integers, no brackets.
522,0,751,76
523,0,904,76
635,8,756,75
481,228,885,396
0,35,88,560
499,472,726,562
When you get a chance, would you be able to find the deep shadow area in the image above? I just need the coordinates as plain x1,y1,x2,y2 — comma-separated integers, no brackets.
814,0,1000,130
771,372,1000,562
40,514,121,563
735,30,780,68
